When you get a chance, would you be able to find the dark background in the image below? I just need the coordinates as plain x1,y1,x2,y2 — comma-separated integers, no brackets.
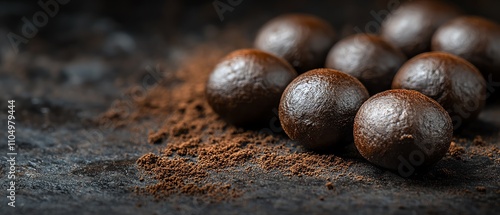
2,0,500,43
0,1,499,214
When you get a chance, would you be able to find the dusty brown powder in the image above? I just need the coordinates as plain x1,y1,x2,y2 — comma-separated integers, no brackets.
473,135,486,146
448,141,465,159
97,40,352,201
325,182,334,190
97,36,499,201
476,186,487,192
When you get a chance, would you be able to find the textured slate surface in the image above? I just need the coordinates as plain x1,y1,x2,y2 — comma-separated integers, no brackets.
0,1,499,214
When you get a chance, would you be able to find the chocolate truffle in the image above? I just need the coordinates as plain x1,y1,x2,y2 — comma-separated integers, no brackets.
432,16,500,82
254,14,336,73
325,33,406,94
279,68,369,151
206,49,298,126
354,89,453,176
392,52,487,128
380,0,461,57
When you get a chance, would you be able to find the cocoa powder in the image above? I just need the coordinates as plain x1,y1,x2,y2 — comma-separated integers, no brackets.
98,40,352,201
97,34,499,202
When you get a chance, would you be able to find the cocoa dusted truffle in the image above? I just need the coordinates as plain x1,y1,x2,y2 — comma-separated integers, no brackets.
354,89,453,176
325,33,406,94
380,0,461,57
279,68,369,151
254,14,336,73
432,16,500,82
206,49,298,126
392,52,487,128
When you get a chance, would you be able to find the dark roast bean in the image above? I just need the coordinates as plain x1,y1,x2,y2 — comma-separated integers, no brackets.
206,49,298,126
255,14,336,73
381,0,461,57
392,52,487,128
279,68,369,151
325,33,406,94
432,16,500,82
354,89,453,175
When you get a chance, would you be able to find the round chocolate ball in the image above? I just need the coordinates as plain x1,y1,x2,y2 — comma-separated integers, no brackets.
380,0,461,57
206,49,298,126
325,33,407,94
432,16,500,82
254,14,336,73
279,68,369,151
354,89,453,175
392,52,487,128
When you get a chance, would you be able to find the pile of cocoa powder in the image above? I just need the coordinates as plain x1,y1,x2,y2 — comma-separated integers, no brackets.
95,38,349,201
97,33,500,201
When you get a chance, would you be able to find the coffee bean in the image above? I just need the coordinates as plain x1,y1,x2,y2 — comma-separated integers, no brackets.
206,49,298,126
279,68,369,151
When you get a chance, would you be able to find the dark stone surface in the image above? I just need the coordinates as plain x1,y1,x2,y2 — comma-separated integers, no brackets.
0,1,499,214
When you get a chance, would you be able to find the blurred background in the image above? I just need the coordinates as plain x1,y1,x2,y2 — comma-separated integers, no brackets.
1,0,499,124
1,0,500,50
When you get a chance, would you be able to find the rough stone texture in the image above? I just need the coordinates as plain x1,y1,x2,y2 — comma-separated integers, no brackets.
0,1,499,214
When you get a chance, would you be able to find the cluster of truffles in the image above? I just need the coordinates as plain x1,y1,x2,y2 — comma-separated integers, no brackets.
205,0,500,175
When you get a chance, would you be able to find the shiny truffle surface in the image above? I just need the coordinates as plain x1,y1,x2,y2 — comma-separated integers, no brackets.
279,68,369,151
254,14,336,73
354,89,453,174
206,49,298,126
392,52,486,128
325,34,406,94
432,16,500,81
381,0,461,57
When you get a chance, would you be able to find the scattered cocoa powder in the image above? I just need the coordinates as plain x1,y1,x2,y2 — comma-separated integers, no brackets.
325,182,334,190
96,39,354,201
473,135,486,146
147,130,168,144
445,138,499,163
96,33,500,202
476,186,487,192
448,141,465,159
